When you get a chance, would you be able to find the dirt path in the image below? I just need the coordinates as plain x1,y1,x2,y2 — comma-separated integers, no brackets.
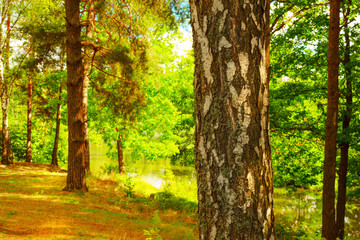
0,163,197,240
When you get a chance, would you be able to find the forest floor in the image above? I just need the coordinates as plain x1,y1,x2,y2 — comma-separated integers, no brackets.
0,163,198,240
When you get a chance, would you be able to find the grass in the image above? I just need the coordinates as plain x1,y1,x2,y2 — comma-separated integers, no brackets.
1,163,359,239
0,162,198,240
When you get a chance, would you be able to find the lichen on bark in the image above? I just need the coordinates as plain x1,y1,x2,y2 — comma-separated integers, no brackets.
191,0,275,239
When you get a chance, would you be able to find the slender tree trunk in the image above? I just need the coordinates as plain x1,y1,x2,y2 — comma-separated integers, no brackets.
190,0,275,239
63,0,88,192
83,0,95,174
117,134,125,174
26,32,34,163
26,73,33,163
322,0,341,239
52,86,62,167
336,2,352,238
337,141,349,239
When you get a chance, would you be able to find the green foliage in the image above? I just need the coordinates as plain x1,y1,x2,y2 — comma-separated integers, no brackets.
159,168,197,203
270,0,360,193
2,1,360,237
162,168,175,192
144,227,163,240
90,29,194,165
101,164,118,175
7,211,18,216
346,150,360,200
17,0,65,72
154,191,197,213
87,0,188,149
144,210,163,240
274,189,323,239
124,31,194,163
124,174,136,198
33,71,67,120
275,215,322,239
271,131,323,188
1,86,67,164
9,125,26,160
4,0,68,166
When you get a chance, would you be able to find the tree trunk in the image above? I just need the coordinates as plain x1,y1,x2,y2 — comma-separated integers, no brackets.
52,86,62,167
117,134,125,174
337,143,349,239
190,0,275,239
83,0,95,174
265,0,271,86
1,87,13,165
26,74,33,163
26,36,34,163
63,0,88,192
336,2,352,238
0,7,13,166
322,0,341,239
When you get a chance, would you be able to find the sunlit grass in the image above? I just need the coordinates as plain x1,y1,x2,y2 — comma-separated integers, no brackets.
0,163,198,239
1,162,359,239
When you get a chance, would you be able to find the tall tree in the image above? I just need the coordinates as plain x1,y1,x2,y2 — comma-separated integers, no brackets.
52,45,66,167
51,85,62,167
190,0,274,239
83,0,95,173
25,46,33,163
0,0,13,165
269,1,329,189
63,0,87,192
322,0,341,239
336,0,354,238
18,0,66,164
88,0,181,171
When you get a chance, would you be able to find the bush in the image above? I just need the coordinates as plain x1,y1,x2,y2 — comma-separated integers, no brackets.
101,164,118,174
154,191,197,213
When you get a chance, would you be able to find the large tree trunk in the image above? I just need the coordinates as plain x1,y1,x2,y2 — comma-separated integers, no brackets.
63,0,88,192
322,0,341,239
336,1,352,238
190,1,275,239
26,74,33,163
52,86,62,167
117,134,125,174
83,0,95,174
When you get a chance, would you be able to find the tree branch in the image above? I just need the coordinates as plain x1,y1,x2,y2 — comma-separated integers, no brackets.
271,3,325,34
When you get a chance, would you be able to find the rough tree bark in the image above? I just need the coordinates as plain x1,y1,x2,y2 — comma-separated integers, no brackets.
336,1,352,238
190,0,275,239
322,0,341,239
52,86,62,167
83,0,95,174
63,0,88,192
117,134,125,174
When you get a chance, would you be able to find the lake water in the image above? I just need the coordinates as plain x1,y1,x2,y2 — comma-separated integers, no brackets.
90,142,196,187
90,142,360,238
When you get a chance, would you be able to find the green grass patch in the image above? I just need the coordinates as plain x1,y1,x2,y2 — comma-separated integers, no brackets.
7,211,18,216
